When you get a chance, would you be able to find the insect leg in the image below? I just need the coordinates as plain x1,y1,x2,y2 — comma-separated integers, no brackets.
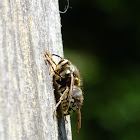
76,106,81,133
45,58,61,77
64,72,74,114
64,116,68,124
45,51,57,65
52,54,63,59
53,87,69,115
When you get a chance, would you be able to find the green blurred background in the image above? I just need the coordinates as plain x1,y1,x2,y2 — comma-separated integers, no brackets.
59,0,140,140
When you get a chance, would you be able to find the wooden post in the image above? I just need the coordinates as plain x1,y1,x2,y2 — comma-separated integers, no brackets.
0,0,72,140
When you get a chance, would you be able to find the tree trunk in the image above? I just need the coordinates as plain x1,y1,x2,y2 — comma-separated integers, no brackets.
0,0,72,140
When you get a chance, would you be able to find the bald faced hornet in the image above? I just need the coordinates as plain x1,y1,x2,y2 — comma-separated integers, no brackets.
45,51,83,133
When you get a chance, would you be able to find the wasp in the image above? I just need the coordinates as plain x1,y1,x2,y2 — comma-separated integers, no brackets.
45,51,83,132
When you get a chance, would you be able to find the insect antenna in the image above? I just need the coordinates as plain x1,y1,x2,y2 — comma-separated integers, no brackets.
52,54,63,59
45,52,57,65
45,52,62,78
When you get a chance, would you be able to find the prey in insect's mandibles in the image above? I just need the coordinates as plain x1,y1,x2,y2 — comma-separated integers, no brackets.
45,51,84,132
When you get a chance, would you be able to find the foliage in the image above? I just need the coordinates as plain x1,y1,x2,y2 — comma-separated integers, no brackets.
61,0,140,139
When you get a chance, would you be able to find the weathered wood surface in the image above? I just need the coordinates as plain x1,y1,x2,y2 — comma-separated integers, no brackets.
0,0,72,140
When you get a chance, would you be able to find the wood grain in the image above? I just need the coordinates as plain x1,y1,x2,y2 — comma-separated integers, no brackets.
0,0,72,140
